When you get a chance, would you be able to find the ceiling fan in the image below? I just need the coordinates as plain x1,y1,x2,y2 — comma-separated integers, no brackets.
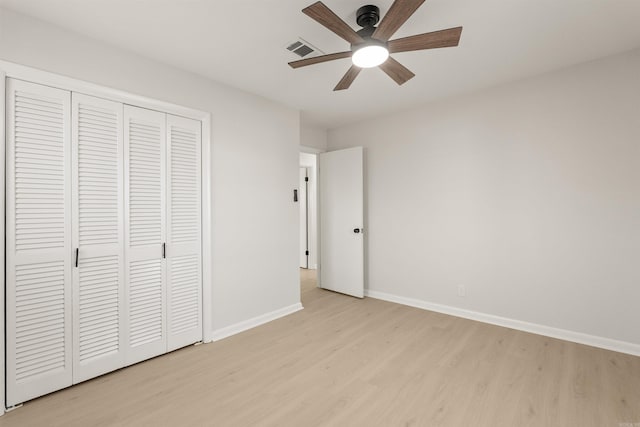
289,0,463,91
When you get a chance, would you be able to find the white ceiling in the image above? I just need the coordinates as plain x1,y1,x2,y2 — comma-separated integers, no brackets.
2,0,640,129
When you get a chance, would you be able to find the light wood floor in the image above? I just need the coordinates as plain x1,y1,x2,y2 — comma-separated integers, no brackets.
300,267,317,294
1,270,639,426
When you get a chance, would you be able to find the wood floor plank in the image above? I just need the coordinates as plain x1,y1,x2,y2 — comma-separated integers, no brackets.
0,269,638,426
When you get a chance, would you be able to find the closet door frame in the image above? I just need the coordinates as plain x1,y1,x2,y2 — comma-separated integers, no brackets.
0,61,213,413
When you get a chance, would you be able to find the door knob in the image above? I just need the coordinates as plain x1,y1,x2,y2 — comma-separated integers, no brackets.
353,228,361,233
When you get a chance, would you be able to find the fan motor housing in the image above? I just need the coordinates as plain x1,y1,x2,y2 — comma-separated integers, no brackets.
356,5,380,28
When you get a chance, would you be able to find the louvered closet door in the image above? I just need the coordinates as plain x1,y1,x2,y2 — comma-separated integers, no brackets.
166,115,202,351
71,94,125,382
5,79,73,406
124,105,167,365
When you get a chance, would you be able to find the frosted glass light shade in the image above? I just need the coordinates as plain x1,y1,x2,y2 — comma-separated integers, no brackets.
352,45,389,68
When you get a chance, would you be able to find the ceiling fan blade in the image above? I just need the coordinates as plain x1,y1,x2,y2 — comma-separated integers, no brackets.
289,51,352,69
372,0,426,42
388,27,463,53
303,1,364,45
334,66,362,91
379,57,415,85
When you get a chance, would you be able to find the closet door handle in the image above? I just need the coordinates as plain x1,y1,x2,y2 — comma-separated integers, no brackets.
162,242,166,259
75,248,79,268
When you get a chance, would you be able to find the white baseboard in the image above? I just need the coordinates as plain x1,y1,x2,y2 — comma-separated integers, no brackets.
365,290,640,357
211,303,303,342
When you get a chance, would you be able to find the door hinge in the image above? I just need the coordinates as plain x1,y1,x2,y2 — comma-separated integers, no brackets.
305,250,309,256
305,177,309,182
162,242,166,259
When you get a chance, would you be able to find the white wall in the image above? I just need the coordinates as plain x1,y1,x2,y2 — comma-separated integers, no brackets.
0,9,301,333
328,48,640,349
300,152,318,269
301,125,327,151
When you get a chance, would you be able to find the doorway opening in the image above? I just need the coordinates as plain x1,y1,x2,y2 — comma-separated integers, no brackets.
300,151,318,299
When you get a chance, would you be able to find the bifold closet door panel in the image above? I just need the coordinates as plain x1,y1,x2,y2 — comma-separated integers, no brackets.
71,93,125,383
166,115,202,351
5,79,73,406
124,105,167,366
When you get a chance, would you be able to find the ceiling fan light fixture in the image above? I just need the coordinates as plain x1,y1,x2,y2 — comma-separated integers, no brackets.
290,1,463,91
352,43,389,68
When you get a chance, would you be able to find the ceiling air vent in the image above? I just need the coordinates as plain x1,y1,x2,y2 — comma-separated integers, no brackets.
286,38,323,58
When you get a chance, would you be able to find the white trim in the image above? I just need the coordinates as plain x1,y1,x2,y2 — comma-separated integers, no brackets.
0,70,6,415
365,289,640,357
211,303,303,342
201,117,213,343
300,145,324,154
0,61,214,405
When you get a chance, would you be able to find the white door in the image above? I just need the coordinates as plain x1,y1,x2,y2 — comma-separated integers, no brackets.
5,79,73,406
166,114,202,351
123,105,167,365
299,167,309,268
71,93,125,382
319,147,364,298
